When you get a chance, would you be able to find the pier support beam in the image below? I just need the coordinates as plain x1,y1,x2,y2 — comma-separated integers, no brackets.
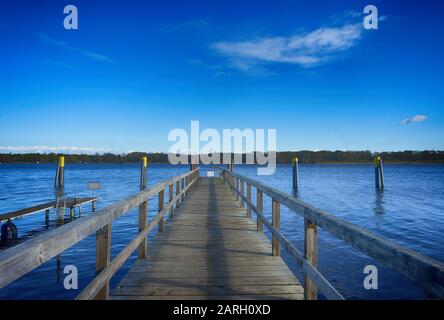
374,156,384,189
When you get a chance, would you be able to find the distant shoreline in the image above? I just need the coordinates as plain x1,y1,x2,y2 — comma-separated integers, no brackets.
1,161,444,165
1,150,443,165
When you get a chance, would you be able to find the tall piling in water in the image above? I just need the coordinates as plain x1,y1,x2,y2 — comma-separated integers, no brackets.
54,156,65,223
374,156,384,189
292,157,299,191
54,156,65,188
140,156,147,190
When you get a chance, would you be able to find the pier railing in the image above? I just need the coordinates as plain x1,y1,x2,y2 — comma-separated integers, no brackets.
0,168,199,300
219,168,444,300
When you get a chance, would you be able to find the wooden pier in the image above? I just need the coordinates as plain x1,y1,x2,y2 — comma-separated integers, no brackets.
0,197,98,223
111,181,303,300
0,162,443,300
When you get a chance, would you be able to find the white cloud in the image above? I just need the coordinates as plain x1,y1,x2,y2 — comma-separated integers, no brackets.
212,23,362,71
400,115,428,125
36,33,116,63
0,146,109,154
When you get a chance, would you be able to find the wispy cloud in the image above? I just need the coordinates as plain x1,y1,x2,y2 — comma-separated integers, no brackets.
36,33,116,63
0,146,109,154
400,115,427,125
212,23,362,72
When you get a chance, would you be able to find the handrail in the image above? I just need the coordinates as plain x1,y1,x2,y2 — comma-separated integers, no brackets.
219,167,444,299
221,170,343,300
0,169,199,297
76,172,198,299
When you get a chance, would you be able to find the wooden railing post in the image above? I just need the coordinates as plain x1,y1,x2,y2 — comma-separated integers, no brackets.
181,178,185,201
240,178,245,208
235,177,239,201
169,184,174,219
95,223,111,299
257,190,263,232
176,180,180,207
138,157,148,259
304,219,318,300
247,183,251,217
158,189,165,232
272,199,280,256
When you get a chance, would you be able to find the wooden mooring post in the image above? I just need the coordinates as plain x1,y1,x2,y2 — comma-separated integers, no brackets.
54,156,65,188
292,157,299,191
374,156,385,189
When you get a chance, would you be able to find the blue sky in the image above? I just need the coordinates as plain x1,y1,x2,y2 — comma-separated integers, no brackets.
0,0,443,153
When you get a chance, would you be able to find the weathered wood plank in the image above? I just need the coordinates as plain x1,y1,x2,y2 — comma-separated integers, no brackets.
111,183,303,300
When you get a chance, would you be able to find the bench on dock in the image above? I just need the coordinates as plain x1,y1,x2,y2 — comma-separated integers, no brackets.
0,164,443,300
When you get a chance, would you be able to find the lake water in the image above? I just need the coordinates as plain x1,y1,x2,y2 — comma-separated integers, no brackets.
0,163,443,299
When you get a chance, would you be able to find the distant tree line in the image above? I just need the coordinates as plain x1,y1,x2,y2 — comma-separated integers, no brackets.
1,150,444,164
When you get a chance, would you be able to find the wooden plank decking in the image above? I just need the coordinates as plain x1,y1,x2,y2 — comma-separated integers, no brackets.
111,182,303,300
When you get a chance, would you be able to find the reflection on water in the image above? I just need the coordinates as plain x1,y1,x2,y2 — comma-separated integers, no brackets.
374,189,385,215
